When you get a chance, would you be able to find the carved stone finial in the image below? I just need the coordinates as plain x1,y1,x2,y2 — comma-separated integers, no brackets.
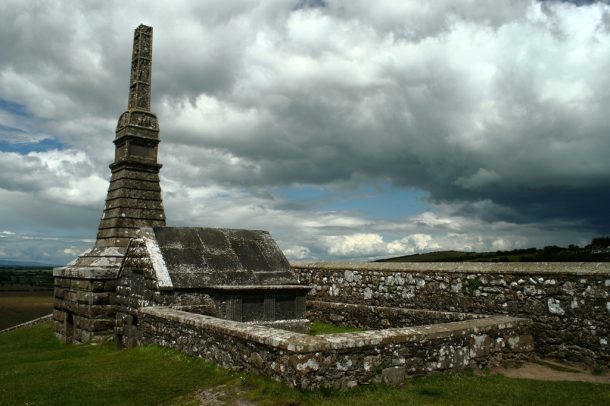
128,25,153,111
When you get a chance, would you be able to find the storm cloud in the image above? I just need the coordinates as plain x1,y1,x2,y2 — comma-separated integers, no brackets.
0,0,608,263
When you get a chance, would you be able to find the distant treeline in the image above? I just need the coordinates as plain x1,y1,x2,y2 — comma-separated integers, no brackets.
377,237,610,263
0,268,54,291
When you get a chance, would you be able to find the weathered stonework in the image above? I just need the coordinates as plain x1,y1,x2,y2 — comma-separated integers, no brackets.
138,306,533,389
53,25,165,343
115,227,311,347
293,262,610,366
306,300,488,330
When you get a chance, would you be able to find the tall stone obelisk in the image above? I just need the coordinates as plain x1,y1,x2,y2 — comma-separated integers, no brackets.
53,25,165,343
97,24,165,247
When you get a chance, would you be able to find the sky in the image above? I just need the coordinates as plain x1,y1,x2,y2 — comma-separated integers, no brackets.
1,0,610,265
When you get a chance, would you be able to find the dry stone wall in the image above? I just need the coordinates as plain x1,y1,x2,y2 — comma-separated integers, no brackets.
139,306,532,389
307,300,487,330
293,262,610,366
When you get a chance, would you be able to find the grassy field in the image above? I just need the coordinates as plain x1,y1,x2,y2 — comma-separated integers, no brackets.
0,323,608,405
376,246,610,263
0,291,53,330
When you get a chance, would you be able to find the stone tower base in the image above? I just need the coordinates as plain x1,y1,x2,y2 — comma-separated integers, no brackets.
53,247,124,343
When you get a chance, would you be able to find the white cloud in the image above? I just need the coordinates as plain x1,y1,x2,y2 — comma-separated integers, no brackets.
325,233,386,256
0,0,607,263
282,245,311,260
0,149,107,206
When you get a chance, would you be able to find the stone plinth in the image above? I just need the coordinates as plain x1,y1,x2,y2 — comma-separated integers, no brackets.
53,256,120,343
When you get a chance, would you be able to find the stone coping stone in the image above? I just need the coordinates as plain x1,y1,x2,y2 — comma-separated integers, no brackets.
139,306,530,353
291,261,610,276
206,285,312,291
53,267,118,279
308,300,488,320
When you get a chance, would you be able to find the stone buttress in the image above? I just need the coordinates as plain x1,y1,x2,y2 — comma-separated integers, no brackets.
53,25,165,343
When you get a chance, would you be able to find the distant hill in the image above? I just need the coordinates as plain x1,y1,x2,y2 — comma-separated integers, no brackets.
0,259,58,268
375,245,610,263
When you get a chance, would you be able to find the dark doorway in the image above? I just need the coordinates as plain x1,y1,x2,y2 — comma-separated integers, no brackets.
65,312,74,344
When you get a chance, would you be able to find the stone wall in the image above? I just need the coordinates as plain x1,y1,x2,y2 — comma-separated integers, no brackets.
139,306,532,389
115,237,217,347
53,268,117,343
293,262,610,366
307,300,486,330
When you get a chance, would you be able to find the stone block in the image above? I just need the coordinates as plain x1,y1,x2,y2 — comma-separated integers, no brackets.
470,334,492,358
54,287,66,299
76,304,117,318
78,317,116,333
382,366,405,385
507,335,535,353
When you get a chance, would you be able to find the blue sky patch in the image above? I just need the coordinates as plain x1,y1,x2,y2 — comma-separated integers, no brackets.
275,182,428,220
0,98,69,153
0,136,68,153
0,99,30,118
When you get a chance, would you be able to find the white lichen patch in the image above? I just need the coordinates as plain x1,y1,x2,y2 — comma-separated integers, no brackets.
451,281,462,292
561,281,576,295
547,298,565,315
363,287,373,300
297,358,319,371
473,335,487,348
507,336,521,349
91,257,111,266
336,356,353,371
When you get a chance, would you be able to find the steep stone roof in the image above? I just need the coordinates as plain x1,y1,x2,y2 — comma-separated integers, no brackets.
131,227,299,289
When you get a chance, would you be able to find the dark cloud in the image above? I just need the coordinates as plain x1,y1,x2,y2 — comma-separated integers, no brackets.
1,0,609,262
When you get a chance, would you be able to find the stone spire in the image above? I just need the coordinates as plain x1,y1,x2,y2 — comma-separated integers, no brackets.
53,25,165,343
96,24,165,248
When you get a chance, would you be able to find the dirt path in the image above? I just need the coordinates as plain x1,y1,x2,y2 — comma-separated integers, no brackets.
487,359,609,384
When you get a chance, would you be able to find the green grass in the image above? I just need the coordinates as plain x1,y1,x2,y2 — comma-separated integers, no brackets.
0,291,54,330
309,321,363,335
1,323,608,405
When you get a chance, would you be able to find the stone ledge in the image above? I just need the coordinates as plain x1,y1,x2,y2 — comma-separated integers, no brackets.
291,261,610,275
206,285,312,291
53,267,118,279
139,306,531,353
